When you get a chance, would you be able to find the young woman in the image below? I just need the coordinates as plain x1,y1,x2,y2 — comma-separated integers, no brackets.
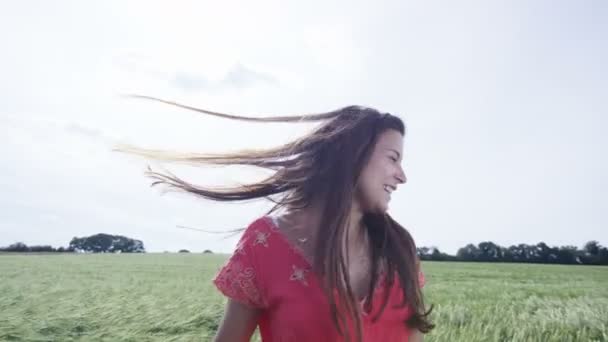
119,96,434,341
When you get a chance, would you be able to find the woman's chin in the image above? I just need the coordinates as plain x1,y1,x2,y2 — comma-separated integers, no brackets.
365,202,389,215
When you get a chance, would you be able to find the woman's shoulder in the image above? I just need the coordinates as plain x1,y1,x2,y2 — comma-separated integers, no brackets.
232,216,275,252
234,214,301,256
244,215,275,232
244,214,313,265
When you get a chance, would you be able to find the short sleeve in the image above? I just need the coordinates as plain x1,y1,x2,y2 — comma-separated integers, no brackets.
212,220,268,309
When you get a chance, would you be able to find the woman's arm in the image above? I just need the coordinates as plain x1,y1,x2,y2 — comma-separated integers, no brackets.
213,299,260,342
409,329,424,342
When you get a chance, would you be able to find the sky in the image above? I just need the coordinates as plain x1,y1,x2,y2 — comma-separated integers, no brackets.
1,0,606,254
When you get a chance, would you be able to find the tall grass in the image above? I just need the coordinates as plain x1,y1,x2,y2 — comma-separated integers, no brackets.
0,255,606,341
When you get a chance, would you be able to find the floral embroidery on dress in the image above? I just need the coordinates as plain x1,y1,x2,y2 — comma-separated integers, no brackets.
252,230,271,248
289,265,309,286
214,259,263,307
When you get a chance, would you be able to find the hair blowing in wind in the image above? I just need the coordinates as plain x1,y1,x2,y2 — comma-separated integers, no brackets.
115,95,434,341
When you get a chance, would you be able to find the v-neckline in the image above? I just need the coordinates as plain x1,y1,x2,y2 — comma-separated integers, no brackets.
265,216,317,268
263,216,380,308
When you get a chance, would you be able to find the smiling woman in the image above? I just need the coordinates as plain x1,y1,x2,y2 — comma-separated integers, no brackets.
117,96,434,342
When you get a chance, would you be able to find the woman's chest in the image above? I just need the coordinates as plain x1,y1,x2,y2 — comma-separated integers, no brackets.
262,257,410,323
260,271,412,341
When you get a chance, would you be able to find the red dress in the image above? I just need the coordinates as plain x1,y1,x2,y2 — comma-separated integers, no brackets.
213,216,426,342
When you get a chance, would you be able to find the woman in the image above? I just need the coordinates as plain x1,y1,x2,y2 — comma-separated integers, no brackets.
119,96,434,341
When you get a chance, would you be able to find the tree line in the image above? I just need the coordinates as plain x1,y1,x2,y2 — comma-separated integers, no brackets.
417,240,608,265
2,233,606,265
0,233,145,253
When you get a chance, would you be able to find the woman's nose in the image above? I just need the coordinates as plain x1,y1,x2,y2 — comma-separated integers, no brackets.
396,167,406,184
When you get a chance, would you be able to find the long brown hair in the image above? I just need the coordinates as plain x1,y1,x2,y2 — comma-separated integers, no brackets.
117,95,434,340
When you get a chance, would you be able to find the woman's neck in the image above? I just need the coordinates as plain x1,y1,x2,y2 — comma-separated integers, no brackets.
283,199,367,251
347,201,367,252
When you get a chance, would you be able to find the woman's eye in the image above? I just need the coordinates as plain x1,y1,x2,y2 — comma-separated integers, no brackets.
389,156,398,162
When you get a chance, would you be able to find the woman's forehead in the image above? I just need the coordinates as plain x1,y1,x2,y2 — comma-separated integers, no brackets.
376,130,404,150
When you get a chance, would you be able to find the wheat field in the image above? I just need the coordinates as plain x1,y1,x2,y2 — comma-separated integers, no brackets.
0,254,606,341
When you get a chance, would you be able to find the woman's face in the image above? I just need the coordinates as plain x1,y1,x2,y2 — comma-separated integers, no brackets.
355,129,406,213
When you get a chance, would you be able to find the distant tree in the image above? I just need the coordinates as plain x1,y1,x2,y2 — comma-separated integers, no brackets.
179,249,190,253
555,245,579,264
478,241,502,262
0,243,72,253
69,234,145,253
582,241,607,265
598,247,608,265
501,246,514,262
535,242,559,263
430,247,450,261
417,247,432,260
456,244,479,261
29,245,56,252
2,242,30,252
525,244,540,262
509,244,538,262
417,246,453,261
203,250,213,254
584,241,601,257
506,245,521,262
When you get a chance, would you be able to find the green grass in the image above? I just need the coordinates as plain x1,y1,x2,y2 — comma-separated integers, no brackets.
0,255,606,341
422,262,608,341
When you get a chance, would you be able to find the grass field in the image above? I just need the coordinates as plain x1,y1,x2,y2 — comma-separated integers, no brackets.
0,254,606,342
